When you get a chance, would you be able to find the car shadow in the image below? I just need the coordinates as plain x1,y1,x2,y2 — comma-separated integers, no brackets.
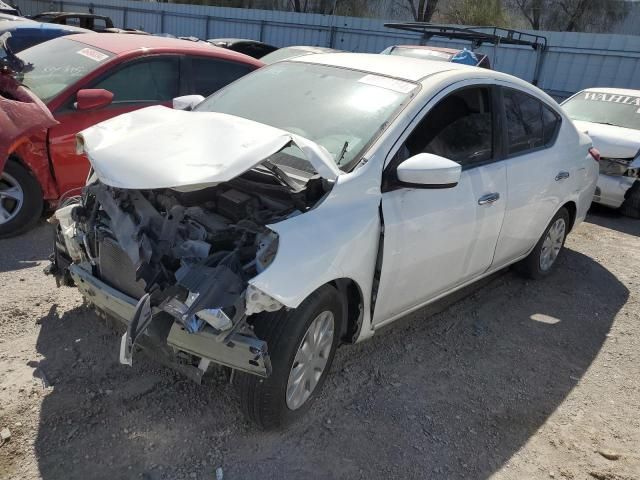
32,248,626,480
586,203,640,237
0,221,53,273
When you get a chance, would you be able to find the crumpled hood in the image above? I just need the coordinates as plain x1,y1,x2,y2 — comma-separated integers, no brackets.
77,105,341,191
573,120,640,159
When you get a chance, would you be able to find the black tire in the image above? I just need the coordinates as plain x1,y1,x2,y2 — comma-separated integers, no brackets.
236,285,343,430
620,181,640,219
0,159,44,238
515,207,570,280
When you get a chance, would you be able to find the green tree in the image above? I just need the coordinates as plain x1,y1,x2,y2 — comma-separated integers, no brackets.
509,0,628,32
444,0,510,26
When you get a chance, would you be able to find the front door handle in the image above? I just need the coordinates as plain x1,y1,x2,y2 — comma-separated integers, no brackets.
478,192,500,205
555,171,570,181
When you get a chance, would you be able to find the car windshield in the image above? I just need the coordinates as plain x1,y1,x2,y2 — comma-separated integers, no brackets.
383,46,454,62
195,62,417,170
16,37,113,102
563,91,640,131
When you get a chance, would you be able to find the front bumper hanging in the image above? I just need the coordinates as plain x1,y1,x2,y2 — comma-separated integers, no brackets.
69,264,272,379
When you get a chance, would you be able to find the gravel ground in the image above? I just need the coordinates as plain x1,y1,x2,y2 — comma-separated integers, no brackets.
0,206,639,480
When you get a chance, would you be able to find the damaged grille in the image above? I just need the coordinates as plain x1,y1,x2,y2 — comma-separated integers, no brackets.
98,238,147,300
68,166,327,336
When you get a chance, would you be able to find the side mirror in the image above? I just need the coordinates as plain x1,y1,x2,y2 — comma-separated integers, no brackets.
172,95,205,111
396,153,461,188
76,89,113,110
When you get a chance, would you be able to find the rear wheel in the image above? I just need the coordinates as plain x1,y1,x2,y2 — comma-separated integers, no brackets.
620,181,640,219
235,285,342,429
515,207,569,279
0,159,44,238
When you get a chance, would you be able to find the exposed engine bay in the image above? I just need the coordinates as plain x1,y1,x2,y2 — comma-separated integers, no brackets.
50,165,330,380
600,156,640,178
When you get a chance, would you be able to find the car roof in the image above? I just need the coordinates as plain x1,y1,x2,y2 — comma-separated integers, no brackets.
392,45,462,55
290,52,547,102
581,87,640,96
0,20,89,32
208,38,267,45
292,52,476,82
35,11,109,18
0,12,32,22
283,45,336,54
64,33,264,65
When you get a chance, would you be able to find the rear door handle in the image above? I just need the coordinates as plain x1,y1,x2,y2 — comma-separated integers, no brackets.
555,171,570,181
478,192,500,205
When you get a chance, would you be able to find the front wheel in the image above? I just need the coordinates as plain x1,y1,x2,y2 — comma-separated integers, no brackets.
515,207,569,279
620,181,640,219
235,285,342,429
0,159,44,238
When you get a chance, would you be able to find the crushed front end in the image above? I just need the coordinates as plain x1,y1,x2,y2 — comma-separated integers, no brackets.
49,170,327,381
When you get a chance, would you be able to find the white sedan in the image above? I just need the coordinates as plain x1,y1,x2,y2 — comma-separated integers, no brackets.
50,53,598,428
562,88,640,217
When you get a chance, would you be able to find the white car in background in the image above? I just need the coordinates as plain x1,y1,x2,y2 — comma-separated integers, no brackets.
50,54,598,428
562,88,640,218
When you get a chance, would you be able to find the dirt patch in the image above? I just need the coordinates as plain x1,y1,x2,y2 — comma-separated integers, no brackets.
1,207,639,480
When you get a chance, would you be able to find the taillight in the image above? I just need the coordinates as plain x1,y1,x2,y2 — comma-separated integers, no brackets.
589,147,601,162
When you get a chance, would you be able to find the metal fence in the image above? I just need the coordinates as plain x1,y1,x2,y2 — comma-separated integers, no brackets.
14,0,640,98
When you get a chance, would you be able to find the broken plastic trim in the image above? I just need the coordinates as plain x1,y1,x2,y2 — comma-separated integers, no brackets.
245,284,284,316
68,264,271,377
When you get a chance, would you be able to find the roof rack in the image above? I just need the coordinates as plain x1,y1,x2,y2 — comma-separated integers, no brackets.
384,22,548,85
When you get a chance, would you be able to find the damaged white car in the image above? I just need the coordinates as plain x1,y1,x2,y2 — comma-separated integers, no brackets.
563,88,640,217
48,54,598,428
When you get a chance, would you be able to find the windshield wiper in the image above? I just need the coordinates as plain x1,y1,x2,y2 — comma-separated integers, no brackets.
261,160,303,192
336,141,349,166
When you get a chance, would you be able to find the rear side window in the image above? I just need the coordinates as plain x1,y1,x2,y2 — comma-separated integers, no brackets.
93,57,179,102
503,88,560,155
190,58,253,97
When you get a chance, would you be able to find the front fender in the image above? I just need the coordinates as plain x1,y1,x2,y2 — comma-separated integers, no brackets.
249,162,381,340
11,135,59,200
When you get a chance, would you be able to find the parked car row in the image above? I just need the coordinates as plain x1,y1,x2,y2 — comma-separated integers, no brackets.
0,33,262,236
0,19,636,429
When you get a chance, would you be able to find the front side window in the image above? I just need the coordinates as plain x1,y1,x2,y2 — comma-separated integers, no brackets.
504,88,560,155
190,58,253,97
401,86,493,168
93,57,179,102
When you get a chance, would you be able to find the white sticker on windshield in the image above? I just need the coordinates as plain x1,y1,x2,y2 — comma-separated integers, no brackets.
358,74,416,94
584,91,640,111
77,48,109,62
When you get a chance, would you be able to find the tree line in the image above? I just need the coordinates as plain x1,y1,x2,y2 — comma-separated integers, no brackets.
169,0,630,33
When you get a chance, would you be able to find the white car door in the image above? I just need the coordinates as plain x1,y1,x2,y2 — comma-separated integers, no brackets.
373,85,507,326
491,86,572,267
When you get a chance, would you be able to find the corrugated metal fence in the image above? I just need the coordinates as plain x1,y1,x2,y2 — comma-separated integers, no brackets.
14,0,640,98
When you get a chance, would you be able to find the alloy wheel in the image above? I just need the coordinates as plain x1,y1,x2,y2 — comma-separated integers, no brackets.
286,310,335,410
539,217,566,271
0,172,24,224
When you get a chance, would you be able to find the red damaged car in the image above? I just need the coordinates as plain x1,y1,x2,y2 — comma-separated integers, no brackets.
0,33,263,237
